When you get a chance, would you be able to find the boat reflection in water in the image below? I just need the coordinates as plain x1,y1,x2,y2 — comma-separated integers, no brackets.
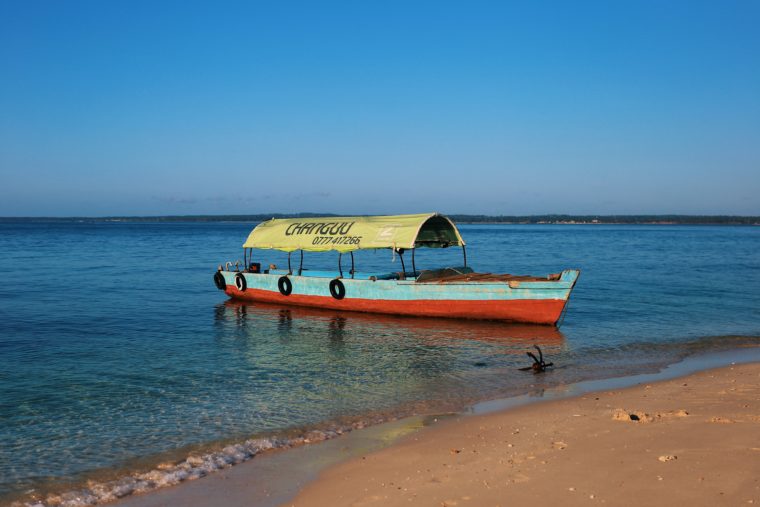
216,299,565,355
211,300,571,437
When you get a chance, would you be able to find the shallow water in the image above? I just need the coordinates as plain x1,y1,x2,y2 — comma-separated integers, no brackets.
0,222,759,504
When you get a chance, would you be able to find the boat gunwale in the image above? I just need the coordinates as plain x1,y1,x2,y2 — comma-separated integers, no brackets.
219,270,579,289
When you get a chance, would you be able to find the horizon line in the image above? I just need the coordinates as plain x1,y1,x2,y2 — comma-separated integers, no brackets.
1,213,758,221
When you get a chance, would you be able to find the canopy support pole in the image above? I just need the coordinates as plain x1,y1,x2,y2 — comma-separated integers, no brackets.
399,250,406,277
338,253,343,278
350,252,355,279
412,248,416,276
299,250,304,275
288,252,292,274
462,245,467,267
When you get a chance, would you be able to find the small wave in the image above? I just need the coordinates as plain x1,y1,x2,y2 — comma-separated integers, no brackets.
12,335,760,507
12,419,384,507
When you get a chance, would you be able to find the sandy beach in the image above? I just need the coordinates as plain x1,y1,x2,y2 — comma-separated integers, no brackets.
109,360,760,507
286,362,760,507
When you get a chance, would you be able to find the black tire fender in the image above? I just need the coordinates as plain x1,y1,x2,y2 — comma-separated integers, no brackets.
278,276,292,296
329,279,346,300
214,271,226,290
234,273,247,291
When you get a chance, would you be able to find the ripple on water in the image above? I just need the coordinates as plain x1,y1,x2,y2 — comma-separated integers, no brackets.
1,222,759,504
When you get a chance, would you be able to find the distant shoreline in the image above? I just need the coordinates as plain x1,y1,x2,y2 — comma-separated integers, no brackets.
0,214,758,225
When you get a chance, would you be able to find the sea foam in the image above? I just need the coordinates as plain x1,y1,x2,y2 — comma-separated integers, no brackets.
14,419,383,507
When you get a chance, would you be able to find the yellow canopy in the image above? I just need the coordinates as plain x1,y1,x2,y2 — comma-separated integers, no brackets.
243,213,465,253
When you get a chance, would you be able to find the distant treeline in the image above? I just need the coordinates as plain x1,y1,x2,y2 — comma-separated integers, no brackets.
1,213,758,225
0,213,328,223
449,214,760,225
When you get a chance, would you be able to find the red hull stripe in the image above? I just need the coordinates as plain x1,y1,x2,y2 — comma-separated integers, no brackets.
225,286,566,325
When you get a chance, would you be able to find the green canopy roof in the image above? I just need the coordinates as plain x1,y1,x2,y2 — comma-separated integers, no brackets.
243,213,465,253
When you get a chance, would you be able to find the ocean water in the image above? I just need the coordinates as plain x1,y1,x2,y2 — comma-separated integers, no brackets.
1,222,759,505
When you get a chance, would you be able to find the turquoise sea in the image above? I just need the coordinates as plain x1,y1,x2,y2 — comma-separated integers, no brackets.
1,222,759,505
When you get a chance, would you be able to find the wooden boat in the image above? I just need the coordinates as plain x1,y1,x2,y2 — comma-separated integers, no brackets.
213,213,579,325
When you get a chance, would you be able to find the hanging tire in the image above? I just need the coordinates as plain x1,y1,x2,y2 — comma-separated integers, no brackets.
213,271,226,290
278,276,292,296
234,273,247,291
329,279,346,300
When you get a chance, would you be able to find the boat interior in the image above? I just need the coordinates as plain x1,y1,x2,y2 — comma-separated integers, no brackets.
414,267,562,283
260,266,560,283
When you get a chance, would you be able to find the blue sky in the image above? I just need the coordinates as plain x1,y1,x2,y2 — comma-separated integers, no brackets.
1,1,758,216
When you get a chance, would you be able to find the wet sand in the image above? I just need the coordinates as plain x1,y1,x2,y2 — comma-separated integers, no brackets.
108,360,760,507
286,362,760,506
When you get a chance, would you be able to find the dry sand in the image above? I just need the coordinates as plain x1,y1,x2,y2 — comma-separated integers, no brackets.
113,362,760,507
286,363,760,507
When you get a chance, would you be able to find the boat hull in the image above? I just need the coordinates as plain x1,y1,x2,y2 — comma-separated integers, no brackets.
218,269,579,325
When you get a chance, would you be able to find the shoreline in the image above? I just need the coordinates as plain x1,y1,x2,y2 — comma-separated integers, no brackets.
287,356,760,507
108,347,760,507
10,347,760,507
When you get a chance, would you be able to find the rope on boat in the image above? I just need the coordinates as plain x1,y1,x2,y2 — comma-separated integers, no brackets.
557,297,571,328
